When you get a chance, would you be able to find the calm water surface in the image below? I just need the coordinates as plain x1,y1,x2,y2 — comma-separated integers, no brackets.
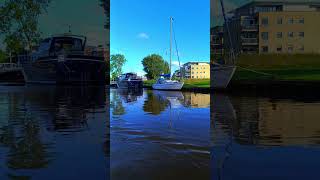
110,88,211,180
0,85,108,180
211,93,320,180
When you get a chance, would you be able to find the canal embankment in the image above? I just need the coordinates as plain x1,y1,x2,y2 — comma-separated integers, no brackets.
229,54,320,90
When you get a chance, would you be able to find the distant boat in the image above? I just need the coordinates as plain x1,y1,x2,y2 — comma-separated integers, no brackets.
152,74,184,90
211,63,236,89
0,63,24,83
152,17,184,90
116,72,143,89
18,33,106,85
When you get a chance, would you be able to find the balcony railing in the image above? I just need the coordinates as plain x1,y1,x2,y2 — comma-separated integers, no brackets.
241,24,258,31
241,38,258,45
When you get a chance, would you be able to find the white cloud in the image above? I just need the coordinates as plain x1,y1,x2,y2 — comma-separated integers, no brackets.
137,32,149,39
172,61,182,67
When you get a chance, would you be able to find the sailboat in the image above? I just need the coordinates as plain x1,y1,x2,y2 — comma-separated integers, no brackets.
211,0,236,89
152,17,184,90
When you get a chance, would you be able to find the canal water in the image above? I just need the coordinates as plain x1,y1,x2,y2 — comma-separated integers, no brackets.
1,86,320,179
110,88,211,180
0,85,109,180
211,92,320,180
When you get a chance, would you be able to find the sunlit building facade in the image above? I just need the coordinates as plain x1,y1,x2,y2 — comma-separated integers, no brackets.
181,62,210,79
221,1,320,54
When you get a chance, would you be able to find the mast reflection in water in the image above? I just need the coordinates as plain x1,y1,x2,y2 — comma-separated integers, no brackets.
110,88,210,180
211,93,320,180
0,85,108,180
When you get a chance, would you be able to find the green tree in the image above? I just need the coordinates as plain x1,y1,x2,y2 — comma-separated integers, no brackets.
0,0,51,54
142,54,170,80
0,49,7,63
110,54,127,80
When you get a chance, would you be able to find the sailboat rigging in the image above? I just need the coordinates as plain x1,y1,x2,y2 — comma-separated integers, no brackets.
152,17,184,90
211,0,237,89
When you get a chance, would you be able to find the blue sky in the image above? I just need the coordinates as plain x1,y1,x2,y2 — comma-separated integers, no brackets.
111,0,210,76
1,0,107,49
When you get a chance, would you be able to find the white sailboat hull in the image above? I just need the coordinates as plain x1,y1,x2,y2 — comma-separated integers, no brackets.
211,65,236,89
152,82,184,90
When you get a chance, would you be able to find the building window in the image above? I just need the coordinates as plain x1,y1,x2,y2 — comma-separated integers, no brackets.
262,46,268,53
261,17,268,26
192,76,194,78
299,45,304,52
276,32,282,38
299,32,304,38
299,18,304,24
288,32,294,38
261,32,269,41
288,45,293,53
277,17,283,24
277,46,282,52
288,18,294,24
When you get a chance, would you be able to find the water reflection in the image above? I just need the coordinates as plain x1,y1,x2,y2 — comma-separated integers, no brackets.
0,85,108,180
211,93,320,180
110,88,210,180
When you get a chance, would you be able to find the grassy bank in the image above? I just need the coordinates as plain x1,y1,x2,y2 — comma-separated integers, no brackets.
143,79,210,89
233,54,320,81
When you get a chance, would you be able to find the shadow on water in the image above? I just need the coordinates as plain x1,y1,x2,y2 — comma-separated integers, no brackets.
211,92,320,180
110,88,210,180
0,85,109,180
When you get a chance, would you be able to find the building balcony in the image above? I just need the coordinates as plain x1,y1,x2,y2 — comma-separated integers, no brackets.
241,38,258,45
241,24,258,31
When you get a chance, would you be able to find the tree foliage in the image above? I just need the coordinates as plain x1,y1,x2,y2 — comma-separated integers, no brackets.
142,54,170,80
0,49,7,63
0,0,51,54
110,54,126,79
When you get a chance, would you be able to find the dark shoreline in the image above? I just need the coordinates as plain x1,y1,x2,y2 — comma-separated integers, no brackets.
144,79,320,94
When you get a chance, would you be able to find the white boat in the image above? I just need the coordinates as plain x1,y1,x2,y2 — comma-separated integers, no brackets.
152,78,184,90
211,63,236,89
152,17,184,90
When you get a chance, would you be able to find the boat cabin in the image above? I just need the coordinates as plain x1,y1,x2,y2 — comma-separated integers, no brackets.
118,73,141,81
32,34,87,58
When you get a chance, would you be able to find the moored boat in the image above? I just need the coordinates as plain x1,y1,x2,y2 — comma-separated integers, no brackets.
18,33,106,85
211,63,236,89
152,17,184,90
116,72,143,89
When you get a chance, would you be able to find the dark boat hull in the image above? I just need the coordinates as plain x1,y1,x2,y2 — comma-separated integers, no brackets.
21,55,106,85
116,80,143,89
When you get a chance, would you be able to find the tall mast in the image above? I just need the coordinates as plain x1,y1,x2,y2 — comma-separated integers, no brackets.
170,16,172,76
220,0,235,64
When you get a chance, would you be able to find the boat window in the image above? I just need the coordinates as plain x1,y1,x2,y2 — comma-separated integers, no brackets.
52,37,83,53
38,38,51,52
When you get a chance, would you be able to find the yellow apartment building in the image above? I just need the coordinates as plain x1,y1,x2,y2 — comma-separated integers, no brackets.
259,11,320,54
221,1,320,55
182,62,210,79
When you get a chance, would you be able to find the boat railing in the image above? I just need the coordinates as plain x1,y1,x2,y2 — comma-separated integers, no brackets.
0,63,22,73
16,54,38,64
